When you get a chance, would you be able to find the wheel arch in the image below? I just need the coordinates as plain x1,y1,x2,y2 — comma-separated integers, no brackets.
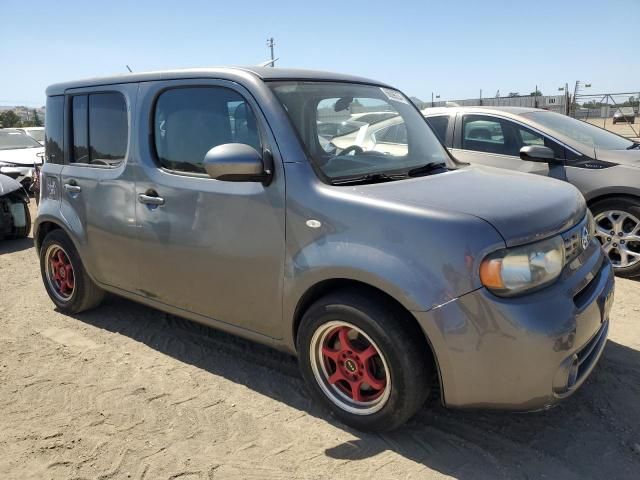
291,278,443,400
35,219,64,254
587,191,640,208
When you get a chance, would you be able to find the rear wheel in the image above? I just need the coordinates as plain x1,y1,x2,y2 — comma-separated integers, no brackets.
40,229,105,313
591,197,640,277
297,290,432,431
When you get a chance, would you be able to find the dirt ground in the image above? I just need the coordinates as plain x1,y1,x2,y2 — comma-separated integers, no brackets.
585,117,640,141
1,205,639,480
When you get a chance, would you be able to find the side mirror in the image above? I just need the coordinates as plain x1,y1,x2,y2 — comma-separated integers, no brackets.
519,145,561,164
203,143,272,184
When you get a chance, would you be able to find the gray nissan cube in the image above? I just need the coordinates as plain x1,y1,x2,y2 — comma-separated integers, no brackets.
35,67,615,431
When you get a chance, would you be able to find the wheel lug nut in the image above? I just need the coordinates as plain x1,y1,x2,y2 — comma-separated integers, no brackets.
618,232,623,237
610,231,615,235
621,240,625,244
607,237,611,241
613,243,617,247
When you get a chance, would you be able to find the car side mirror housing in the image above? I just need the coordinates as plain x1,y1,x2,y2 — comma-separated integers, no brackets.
203,143,272,184
519,145,562,164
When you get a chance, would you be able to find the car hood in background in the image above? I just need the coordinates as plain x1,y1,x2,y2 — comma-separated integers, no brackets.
0,147,44,165
594,147,640,166
352,165,585,247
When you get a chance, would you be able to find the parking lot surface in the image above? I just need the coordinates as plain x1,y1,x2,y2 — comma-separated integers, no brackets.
1,206,639,480
586,117,640,141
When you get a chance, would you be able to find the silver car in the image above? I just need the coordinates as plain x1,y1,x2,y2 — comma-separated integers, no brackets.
36,68,614,431
424,107,640,277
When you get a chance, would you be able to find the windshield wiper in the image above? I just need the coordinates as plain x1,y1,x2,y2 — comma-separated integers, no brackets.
406,162,448,177
330,172,407,186
627,142,640,150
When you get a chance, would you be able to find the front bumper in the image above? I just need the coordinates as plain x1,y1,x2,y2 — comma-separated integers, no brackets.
415,239,614,410
0,165,34,186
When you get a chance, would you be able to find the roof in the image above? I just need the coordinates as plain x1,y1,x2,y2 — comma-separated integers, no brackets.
46,66,390,96
422,106,539,116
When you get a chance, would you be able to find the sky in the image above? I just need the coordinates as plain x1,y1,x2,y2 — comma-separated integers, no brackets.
1,0,638,107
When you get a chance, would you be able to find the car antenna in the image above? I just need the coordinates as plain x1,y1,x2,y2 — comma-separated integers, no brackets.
126,65,133,73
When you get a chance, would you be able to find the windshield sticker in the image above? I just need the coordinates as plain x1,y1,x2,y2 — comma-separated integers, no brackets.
380,88,409,105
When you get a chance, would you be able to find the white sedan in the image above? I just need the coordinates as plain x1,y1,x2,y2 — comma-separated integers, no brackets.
0,129,44,189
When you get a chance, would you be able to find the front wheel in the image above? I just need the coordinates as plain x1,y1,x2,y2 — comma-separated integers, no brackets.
591,197,640,277
297,290,433,431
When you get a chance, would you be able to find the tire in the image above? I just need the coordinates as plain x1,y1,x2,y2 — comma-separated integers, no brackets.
297,289,433,432
590,196,640,278
9,199,31,239
39,229,105,313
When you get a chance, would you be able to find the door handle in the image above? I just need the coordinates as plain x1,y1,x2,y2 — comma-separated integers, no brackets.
138,193,165,206
63,183,82,193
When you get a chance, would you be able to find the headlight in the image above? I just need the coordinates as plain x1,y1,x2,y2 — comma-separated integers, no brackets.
480,235,565,296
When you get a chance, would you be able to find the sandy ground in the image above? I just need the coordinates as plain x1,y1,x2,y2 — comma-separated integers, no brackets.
1,204,640,480
585,117,640,141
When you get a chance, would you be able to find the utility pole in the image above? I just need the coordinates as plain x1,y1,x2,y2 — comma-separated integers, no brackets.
266,38,276,67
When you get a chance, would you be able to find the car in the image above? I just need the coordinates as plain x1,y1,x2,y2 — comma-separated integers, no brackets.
612,106,636,124
0,173,31,239
423,106,640,277
36,67,614,432
15,126,45,145
0,129,44,190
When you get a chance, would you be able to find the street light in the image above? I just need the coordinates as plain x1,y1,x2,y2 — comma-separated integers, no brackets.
431,92,440,107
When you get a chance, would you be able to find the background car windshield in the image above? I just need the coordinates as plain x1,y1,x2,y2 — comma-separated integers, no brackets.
0,130,42,150
523,111,634,150
269,82,449,180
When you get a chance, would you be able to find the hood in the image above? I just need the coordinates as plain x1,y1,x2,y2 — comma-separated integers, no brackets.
0,173,23,196
351,165,585,247
0,147,44,165
594,147,640,166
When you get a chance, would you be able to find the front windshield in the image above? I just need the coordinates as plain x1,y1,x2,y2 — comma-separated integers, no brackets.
522,111,634,151
269,82,450,182
27,129,45,142
0,130,42,150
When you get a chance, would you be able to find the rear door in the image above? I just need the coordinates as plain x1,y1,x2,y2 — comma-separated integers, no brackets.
451,113,557,175
133,79,286,337
59,85,139,292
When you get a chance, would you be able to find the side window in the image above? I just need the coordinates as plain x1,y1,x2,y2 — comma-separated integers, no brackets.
70,92,128,166
89,93,128,166
518,127,544,146
45,96,65,164
375,125,398,143
515,124,565,160
72,95,89,163
425,115,449,144
375,124,407,144
154,87,261,174
462,116,508,155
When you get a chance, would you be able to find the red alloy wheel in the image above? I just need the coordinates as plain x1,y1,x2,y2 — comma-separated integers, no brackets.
311,321,391,414
46,246,75,300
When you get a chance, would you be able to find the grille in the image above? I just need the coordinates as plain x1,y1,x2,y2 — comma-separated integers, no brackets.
562,216,589,264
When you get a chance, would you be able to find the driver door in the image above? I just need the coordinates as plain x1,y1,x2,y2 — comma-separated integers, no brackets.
451,114,555,176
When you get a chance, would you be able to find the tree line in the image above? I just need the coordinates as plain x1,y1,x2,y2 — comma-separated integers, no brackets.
0,109,43,128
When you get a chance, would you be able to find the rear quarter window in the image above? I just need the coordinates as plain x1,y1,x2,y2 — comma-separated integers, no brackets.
45,96,65,164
